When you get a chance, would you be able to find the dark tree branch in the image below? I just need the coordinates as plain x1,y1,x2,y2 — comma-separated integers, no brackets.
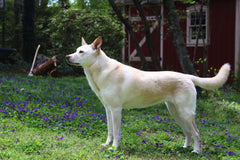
133,0,161,70
108,0,148,70
193,0,204,65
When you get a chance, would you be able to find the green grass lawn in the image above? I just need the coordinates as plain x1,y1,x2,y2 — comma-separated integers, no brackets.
0,74,240,159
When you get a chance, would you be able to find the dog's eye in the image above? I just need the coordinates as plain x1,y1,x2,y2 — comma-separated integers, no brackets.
79,51,84,54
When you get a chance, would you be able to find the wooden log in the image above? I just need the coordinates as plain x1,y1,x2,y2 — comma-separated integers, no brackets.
32,56,57,76
49,68,62,77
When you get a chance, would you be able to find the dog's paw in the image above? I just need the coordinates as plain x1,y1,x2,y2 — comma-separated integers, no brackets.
192,150,200,154
182,145,191,149
108,147,114,151
183,143,191,148
108,146,117,151
101,143,109,147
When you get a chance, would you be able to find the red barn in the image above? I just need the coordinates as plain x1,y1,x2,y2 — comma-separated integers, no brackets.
116,0,240,76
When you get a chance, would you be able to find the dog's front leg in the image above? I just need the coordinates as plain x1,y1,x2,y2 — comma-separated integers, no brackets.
102,106,113,147
109,107,122,150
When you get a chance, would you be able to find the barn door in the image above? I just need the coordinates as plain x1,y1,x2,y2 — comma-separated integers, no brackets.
123,5,163,69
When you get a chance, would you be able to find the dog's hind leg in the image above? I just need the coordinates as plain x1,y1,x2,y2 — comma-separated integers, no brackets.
166,102,192,148
172,85,200,153
109,107,122,150
175,101,200,153
178,111,200,153
191,114,200,153
102,106,113,147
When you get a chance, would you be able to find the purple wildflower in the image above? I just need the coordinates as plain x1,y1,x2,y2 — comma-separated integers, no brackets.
57,136,64,141
81,129,85,134
215,144,223,148
227,151,233,156
156,142,163,147
135,132,141,136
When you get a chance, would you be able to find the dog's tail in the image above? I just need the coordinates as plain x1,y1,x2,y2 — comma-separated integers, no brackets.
188,63,231,90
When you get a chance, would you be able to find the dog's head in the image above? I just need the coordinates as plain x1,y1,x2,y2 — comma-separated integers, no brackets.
66,36,102,67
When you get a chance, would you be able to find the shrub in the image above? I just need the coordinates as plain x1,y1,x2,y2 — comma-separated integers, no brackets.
41,8,124,75
0,54,30,74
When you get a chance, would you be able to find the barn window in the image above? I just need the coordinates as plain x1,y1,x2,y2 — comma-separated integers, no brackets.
186,5,209,46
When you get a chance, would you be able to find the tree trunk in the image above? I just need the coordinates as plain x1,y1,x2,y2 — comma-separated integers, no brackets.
108,0,148,70
23,0,35,62
133,0,161,70
14,0,22,51
163,0,196,75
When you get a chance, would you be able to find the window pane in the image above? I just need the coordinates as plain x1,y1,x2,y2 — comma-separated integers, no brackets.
200,26,206,39
201,12,206,25
190,26,206,40
187,6,208,45
191,27,197,39
191,11,206,25
191,13,196,25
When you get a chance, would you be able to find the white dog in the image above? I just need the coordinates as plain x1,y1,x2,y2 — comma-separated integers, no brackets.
66,36,230,153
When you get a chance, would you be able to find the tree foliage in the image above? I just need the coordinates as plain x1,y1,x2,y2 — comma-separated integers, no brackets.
1,0,124,75
40,8,124,75
72,0,109,9
0,0,16,48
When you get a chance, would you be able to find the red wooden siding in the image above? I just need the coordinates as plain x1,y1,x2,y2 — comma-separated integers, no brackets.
163,0,235,75
122,0,236,75
208,0,235,72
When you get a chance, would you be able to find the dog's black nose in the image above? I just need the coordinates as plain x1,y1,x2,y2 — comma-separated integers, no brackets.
66,55,70,60
65,55,71,64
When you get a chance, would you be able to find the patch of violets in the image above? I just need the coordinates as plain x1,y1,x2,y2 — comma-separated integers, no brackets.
0,75,106,137
0,75,240,157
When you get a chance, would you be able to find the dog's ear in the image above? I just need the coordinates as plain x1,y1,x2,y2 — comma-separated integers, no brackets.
91,36,102,54
82,37,88,46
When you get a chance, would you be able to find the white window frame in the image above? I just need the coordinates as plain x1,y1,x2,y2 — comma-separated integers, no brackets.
186,5,209,47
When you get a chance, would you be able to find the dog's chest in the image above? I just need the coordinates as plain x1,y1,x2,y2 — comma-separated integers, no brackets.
84,68,112,100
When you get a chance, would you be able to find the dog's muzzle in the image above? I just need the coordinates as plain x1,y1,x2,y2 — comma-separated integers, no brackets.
65,55,80,66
